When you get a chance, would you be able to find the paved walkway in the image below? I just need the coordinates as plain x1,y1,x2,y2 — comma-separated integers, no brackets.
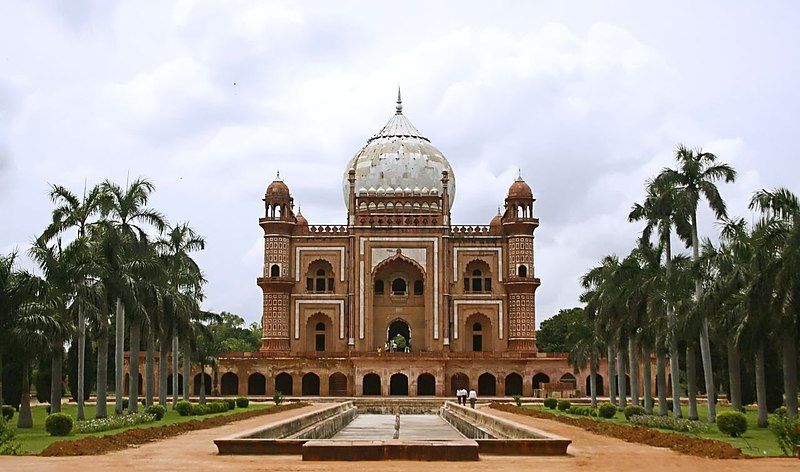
331,414,464,440
1,403,796,471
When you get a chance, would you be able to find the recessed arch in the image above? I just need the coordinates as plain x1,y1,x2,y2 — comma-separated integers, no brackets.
306,259,334,293
585,374,604,396
166,373,183,395
464,313,492,352
451,372,469,394
306,312,333,352
559,373,577,389
478,373,497,396
371,253,426,279
328,372,347,396
417,373,436,396
390,373,409,395
505,372,523,396
302,372,320,396
248,373,266,395
193,372,212,395
275,372,293,396
362,373,381,396
532,372,550,390
221,372,239,395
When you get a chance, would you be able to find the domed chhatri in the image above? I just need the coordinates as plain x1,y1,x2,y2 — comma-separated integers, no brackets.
266,171,290,199
508,176,533,200
342,89,456,210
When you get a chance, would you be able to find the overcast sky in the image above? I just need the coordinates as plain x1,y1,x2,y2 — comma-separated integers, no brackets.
2,1,799,328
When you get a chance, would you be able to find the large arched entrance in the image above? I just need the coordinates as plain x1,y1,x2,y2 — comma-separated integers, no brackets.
478,373,496,396
275,372,293,396
193,373,212,395
390,373,409,395
585,374,604,396
387,319,410,351
248,373,266,395
329,372,348,396
417,373,436,396
451,373,469,394
505,373,522,396
362,373,381,395
302,373,320,396
532,372,550,390
221,372,239,395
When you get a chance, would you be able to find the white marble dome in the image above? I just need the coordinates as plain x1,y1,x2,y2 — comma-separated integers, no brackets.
342,93,456,211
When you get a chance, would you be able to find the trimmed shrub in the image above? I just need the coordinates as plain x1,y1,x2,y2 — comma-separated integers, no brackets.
191,401,230,416
567,405,597,417
235,396,249,408
557,400,571,411
624,404,646,420
543,397,558,409
224,398,236,410
273,390,284,406
716,411,747,438
45,413,74,436
145,404,167,421
628,415,711,433
1,405,14,421
74,412,156,433
598,402,617,419
0,418,21,455
769,414,800,456
175,400,193,417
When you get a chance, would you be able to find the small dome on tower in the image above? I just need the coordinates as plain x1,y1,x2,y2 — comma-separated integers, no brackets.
295,208,308,226
266,172,290,198
490,209,502,228
508,176,533,199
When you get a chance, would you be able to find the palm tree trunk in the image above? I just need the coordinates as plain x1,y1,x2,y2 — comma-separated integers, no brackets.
642,346,652,414
114,298,125,415
686,344,699,420
629,338,640,406
77,305,86,420
589,353,598,408
656,350,668,416
50,346,63,413
158,335,169,406
96,314,109,418
128,319,141,413
617,346,627,408
608,346,617,405
199,363,206,404
726,338,742,411
17,359,33,428
172,334,179,407
145,323,155,407
754,345,768,428
781,331,798,418
182,341,191,401
0,353,3,407
665,238,682,418
691,211,716,422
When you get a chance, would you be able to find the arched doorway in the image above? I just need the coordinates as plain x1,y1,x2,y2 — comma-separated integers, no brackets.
302,373,320,395
478,373,496,396
417,373,435,396
363,373,381,395
275,372,293,396
329,372,347,396
221,372,239,395
167,373,183,395
505,373,522,396
390,373,409,395
585,374,605,396
532,373,550,390
464,313,492,352
451,373,469,394
248,373,266,395
193,373,212,395
387,319,410,351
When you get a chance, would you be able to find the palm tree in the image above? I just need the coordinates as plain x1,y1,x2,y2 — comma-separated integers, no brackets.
566,308,601,407
655,145,736,422
629,176,692,417
41,183,104,419
99,178,165,414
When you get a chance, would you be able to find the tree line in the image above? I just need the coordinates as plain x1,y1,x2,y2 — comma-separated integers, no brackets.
0,178,213,428
568,145,799,427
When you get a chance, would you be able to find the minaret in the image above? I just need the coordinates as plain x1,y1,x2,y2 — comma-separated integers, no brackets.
258,173,295,351
502,175,540,351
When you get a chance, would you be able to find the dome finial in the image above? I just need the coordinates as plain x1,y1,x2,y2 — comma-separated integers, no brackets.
395,85,403,115
276,169,281,180
516,168,523,181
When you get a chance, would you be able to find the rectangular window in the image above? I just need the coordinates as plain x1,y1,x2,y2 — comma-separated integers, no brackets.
306,278,313,291
315,278,326,292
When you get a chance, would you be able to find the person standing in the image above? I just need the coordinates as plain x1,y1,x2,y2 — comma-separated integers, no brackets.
468,388,478,409
455,388,462,405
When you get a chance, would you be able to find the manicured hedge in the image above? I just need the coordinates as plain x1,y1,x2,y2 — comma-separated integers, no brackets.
145,404,167,420
45,413,74,436
235,396,249,408
557,400,571,411
624,404,645,420
716,411,747,437
1,405,14,421
543,397,558,409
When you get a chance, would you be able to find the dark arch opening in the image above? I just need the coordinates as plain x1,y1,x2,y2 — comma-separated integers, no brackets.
478,373,496,396
614,374,632,393
166,373,183,395
328,372,347,396
390,373,409,395
451,373,469,394
362,373,381,396
221,372,239,395
585,373,605,396
387,319,410,349
417,373,436,396
302,372,320,396
505,373,523,396
391,277,407,295
374,279,384,295
518,265,528,277
413,280,424,295
193,372,212,395
532,372,550,390
248,373,266,395
275,372,293,396
270,264,280,277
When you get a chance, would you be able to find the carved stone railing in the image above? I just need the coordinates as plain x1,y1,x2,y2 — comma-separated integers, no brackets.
450,225,492,235
307,225,349,234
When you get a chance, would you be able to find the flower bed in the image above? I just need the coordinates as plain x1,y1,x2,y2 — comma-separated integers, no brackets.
74,412,157,434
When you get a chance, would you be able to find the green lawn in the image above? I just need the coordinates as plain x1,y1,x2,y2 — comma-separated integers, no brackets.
525,403,786,457
8,402,271,454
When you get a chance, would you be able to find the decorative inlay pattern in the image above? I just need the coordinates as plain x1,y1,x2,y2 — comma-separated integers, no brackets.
263,292,289,340
508,293,535,339
264,236,290,277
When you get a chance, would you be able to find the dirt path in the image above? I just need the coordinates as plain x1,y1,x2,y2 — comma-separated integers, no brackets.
1,403,796,471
